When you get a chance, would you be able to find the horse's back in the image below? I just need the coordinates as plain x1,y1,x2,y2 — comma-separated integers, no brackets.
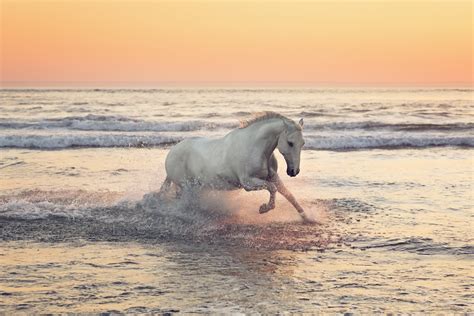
165,137,236,187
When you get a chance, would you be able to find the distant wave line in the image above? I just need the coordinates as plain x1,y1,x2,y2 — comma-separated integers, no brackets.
0,134,472,150
0,116,472,133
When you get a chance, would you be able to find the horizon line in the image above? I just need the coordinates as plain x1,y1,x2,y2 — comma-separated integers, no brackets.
1,81,473,89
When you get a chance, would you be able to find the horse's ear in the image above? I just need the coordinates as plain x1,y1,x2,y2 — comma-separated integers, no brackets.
299,118,304,128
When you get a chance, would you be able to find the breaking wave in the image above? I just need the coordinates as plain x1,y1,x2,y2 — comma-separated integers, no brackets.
304,135,473,150
0,134,182,149
0,133,472,150
1,115,472,133
0,115,235,132
307,121,474,132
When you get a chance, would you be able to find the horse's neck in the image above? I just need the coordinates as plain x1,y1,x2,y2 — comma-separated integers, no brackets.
246,119,285,158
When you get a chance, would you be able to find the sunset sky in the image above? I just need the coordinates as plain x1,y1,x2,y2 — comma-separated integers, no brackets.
1,0,472,87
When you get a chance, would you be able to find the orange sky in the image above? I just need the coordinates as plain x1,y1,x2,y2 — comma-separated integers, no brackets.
1,0,472,87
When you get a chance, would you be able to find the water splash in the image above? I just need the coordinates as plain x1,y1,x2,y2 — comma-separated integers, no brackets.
0,189,338,250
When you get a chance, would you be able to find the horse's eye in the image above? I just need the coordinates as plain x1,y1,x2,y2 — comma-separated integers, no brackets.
288,141,294,147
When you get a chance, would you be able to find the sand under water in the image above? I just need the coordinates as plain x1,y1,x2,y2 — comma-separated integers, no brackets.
0,88,472,313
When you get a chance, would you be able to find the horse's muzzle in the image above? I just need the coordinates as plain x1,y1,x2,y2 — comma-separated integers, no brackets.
287,168,300,177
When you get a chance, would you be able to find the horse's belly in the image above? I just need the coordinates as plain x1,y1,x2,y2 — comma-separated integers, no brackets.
190,165,240,190
203,176,241,190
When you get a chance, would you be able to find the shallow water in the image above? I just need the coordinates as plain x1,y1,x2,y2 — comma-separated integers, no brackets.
0,88,473,313
1,240,471,314
1,148,472,313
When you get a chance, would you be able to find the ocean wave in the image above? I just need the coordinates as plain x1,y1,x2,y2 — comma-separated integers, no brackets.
0,133,472,150
303,121,474,132
0,134,182,149
0,115,235,132
304,135,474,150
1,115,472,134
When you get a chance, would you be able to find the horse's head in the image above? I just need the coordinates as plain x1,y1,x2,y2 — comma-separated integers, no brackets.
277,118,305,177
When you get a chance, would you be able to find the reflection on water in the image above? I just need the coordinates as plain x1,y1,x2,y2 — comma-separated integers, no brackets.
0,241,471,313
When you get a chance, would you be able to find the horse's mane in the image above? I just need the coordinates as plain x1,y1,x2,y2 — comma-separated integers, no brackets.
239,111,300,130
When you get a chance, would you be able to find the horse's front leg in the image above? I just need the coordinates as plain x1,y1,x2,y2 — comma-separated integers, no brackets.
272,175,316,223
241,177,277,214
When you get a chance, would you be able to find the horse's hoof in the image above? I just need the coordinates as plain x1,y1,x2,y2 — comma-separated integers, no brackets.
300,213,320,225
259,204,270,214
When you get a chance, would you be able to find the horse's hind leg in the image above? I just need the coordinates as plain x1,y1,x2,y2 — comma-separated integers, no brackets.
158,177,173,198
175,183,184,199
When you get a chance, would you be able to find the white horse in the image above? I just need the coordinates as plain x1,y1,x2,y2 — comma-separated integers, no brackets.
160,112,313,222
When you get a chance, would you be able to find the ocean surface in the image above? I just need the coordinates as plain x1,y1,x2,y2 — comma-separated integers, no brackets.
0,88,472,313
